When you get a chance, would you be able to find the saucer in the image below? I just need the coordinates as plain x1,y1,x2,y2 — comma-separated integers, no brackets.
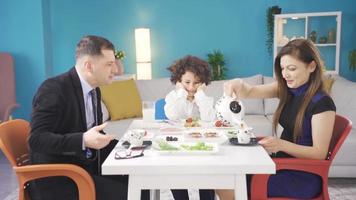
229,137,258,146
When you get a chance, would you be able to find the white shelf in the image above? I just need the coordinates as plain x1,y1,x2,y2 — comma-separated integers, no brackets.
274,11,341,74
278,43,337,47
315,43,336,47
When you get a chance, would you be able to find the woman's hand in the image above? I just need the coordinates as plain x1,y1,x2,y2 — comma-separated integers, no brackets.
223,78,243,97
258,136,285,154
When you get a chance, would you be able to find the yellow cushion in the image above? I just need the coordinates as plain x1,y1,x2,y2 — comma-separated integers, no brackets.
100,79,142,120
324,77,335,94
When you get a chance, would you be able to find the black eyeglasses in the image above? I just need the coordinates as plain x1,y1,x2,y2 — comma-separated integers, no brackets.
115,146,145,159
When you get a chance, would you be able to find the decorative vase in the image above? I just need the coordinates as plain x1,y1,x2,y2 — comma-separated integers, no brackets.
309,31,317,43
115,59,124,75
327,29,336,43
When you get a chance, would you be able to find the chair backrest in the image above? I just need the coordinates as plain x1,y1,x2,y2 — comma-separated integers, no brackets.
0,53,18,122
155,98,168,120
327,114,352,161
0,119,30,167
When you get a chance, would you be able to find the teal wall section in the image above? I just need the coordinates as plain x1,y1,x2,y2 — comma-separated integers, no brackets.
0,0,46,120
1,0,355,120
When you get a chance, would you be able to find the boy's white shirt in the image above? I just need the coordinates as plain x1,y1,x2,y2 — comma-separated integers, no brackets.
164,88,215,121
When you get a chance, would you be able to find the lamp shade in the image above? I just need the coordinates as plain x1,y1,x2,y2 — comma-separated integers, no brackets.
135,28,151,63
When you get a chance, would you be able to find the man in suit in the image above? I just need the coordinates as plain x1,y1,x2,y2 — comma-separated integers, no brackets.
28,35,149,200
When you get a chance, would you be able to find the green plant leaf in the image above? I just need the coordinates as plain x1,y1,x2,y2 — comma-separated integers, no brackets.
115,50,126,60
349,49,356,72
266,6,281,57
206,50,228,80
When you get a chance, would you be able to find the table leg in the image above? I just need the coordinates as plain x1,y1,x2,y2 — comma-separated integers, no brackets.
235,174,247,200
149,189,160,200
151,189,160,200
128,176,141,200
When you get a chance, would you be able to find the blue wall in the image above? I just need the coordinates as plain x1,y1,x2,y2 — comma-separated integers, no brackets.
1,0,356,120
0,0,46,120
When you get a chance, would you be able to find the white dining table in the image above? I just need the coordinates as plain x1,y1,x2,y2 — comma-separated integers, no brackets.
102,120,275,200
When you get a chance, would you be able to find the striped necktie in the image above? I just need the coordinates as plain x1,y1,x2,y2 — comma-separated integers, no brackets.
86,89,98,159
88,89,102,174
90,89,98,127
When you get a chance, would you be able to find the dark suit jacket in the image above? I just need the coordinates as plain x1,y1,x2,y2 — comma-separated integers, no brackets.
28,67,117,198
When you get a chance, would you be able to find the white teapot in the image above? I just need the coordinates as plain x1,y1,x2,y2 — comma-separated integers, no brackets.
215,94,245,126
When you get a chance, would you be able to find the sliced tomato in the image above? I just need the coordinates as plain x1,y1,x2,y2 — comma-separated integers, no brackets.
215,120,223,127
186,117,193,123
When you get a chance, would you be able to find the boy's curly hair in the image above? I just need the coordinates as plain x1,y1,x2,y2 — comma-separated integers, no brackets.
167,55,211,85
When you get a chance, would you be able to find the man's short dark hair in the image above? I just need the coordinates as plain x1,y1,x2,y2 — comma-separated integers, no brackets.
75,35,115,59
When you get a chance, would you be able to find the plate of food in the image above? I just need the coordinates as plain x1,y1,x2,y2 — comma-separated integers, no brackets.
183,117,201,128
152,140,218,154
184,129,228,144
212,120,238,130
159,126,185,135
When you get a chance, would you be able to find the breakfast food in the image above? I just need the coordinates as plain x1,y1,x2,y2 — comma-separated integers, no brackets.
166,136,178,141
180,142,213,151
184,117,201,127
214,120,231,127
204,132,218,138
156,140,180,151
189,132,202,138
154,140,215,152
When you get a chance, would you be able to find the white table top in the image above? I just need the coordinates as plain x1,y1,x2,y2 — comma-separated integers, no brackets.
102,120,275,176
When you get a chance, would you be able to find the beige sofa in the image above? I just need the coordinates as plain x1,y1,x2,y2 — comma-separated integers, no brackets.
103,74,356,177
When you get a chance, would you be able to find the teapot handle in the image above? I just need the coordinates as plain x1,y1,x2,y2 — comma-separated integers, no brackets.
222,92,229,97
223,92,240,102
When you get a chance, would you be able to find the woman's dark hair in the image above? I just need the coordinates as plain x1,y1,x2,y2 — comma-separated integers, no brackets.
75,35,115,59
167,55,211,85
273,39,326,142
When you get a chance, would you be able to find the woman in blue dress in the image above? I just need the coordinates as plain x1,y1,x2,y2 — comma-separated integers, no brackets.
217,39,336,199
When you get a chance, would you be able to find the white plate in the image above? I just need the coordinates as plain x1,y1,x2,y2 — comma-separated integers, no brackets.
153,141,219,155
159,126,185,135
212,126,238,130
184,129,228,144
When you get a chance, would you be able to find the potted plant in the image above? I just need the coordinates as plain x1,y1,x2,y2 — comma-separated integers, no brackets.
266,5,282,57
349,49,356,72
309,31,317,43
207,50,228,80
114,50,125,75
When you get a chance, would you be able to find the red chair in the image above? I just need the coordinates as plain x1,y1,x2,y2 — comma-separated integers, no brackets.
0,119,95,200
0,53,20,122
250,114,352,200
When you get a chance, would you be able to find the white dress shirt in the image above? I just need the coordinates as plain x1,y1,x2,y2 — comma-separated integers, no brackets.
77,69,95,130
